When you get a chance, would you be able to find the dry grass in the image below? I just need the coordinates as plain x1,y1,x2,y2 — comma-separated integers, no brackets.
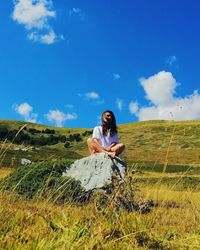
0,167,200,249
1,119,200,249
0,168,13,178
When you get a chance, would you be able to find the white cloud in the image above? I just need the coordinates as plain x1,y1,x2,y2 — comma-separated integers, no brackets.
116,98,123,111
85,92,99,99
46,109,77,127
166,56,178,67
15,102,32,116
71,8,81,14
140,71,176,106
12,0,55,29
79,91,104,105
12,0,63,44
43,31,57,44
27,29,64,44
14,102,38,123
113,73,120,80
129,101,138,114
69,7,85,20
130,71,200,121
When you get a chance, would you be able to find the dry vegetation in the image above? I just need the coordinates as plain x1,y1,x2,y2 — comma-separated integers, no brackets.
0,119,200,249
0,168,200,249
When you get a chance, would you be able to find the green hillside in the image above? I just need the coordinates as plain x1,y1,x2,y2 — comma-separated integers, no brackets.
1,119,200,249
0,120,91,168
1,119,200,173
119,120,200,173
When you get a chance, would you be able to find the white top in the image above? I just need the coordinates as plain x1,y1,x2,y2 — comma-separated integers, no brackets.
92,126,119,148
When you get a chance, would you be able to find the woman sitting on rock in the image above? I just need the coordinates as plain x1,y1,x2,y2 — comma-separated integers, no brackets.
87,110,125,158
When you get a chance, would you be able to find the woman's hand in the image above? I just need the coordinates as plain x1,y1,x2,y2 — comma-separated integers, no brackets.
105,146,112,151
105,143,116,152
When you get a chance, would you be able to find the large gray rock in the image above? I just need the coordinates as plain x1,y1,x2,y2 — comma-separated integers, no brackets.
62,153,126,191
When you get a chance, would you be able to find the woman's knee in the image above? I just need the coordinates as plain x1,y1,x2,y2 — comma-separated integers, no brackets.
120,143,125,151
118,143,125,148
87,137,98,146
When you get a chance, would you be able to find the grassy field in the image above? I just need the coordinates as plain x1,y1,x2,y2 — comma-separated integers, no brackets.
0,168,200,249
1,119,200,169
0,119,200,249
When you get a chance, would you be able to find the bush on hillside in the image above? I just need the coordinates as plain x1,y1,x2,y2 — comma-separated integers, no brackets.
0,126,9,139
82,130,93,136
6,129,18,140
42,128,55,134
1,160,87,203
12,130,31,143
59,135,67,143
0,124,84,146
64,141,70,148
28,128,41,134
66,133,82,142
30,135,49,146
29,135,60,146
47,135,60,145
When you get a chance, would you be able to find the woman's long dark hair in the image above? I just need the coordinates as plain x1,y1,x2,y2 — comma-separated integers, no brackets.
101,110,118,136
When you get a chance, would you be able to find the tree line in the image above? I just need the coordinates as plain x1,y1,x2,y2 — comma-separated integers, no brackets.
0,125,92,147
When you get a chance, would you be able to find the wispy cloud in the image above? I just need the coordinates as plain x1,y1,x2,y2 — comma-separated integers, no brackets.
12,0,64,44
78,91,104,105
14,102,38,123
69,7,85,20
113,73,120,80
165,56,178,67
129,71,200,121
129,101,138,114
116,98,123,111
65,104,74,109
85,92,99,99
27,30,64,44
45,109,77,127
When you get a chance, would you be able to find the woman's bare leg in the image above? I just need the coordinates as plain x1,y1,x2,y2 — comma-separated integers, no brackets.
87,138,116,157
110,143,125,156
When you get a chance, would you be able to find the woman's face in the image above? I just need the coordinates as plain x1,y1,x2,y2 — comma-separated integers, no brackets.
103,112,112,123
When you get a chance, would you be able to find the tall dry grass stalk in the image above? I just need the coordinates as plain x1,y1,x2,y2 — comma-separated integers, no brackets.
162,124,176,173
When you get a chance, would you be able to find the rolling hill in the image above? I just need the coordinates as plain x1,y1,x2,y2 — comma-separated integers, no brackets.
1,119,200,249
1,119,200,173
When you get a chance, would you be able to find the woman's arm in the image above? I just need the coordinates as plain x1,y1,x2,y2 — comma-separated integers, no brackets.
105,142,117,151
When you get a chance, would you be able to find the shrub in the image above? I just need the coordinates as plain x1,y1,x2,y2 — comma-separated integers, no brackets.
33,135,49,146
5,129,18,141
82,130,93,136
1,160,87,203
0,126,9,139
28,128,41,134
59,135,67,143
64,141,70,148
42,128,55,134
47,135,60,145
67,133,82,142
12,130,31,144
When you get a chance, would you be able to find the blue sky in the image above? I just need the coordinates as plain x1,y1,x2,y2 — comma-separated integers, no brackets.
1,0,200,128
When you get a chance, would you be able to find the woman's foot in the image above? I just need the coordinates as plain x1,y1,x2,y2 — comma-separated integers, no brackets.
106,151,116,158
